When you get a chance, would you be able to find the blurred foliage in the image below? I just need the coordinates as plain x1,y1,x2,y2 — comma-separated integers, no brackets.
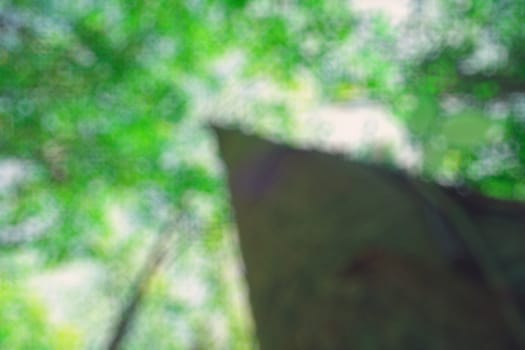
0,0,524,348
380,0,525,196
0,281,80,349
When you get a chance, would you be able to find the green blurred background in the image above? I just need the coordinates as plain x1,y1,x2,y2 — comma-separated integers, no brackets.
0,0,524,348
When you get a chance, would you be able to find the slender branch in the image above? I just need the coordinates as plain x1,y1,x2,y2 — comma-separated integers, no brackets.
106,218,180,350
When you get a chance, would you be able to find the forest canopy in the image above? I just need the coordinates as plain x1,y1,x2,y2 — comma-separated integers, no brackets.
1,0,524,348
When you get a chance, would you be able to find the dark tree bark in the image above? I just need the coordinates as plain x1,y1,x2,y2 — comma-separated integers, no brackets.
214,126,525,350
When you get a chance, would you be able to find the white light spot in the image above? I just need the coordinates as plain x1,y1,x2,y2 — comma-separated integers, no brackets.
351,0,411,24
299,101,421,170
